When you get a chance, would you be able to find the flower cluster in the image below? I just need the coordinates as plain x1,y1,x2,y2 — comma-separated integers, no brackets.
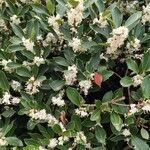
75,107,89,117
132,74,144,87
79,80,92,95
142,3,150,24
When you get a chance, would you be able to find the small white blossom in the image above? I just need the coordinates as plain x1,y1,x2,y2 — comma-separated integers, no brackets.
79,80,92,95
142,101,150,113
132,74,144,87
11,80,21,91
33,56,45,66
142,3,150,24
0,136,7,146
22,37,34,52
64,64,78,85
1,59,12,72
93,12,108,28
127,38,141,52
106,26,129,55
58,136,69,145
0,18,7,30
0,92,11,105
122,129,131,137
75,107,89,118
129,104,138,115
11,97,20,104
67,0,84,26
69,37,85,53
51,91,65,107
74,131,87,145
43,33,57,46
10,15,20,25
48,138,58,149
39,146,47,150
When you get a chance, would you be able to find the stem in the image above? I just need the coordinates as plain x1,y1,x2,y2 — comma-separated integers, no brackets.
127,87,132,104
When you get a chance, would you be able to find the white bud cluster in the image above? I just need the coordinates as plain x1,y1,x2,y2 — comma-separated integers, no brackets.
142,100,150,113
10,15,20,25
22,37,34,52
39,146,47,150
75,107,89,118
43,33,57,47
25,76,42,95
93,12,108,28
106,26,129,55
0,92,20,105
0,18,7,30
129,104,138,115
122,129,131,137
142,3,150,24
0,59,12,72
33,56,45,67
11,80,21,91
132,74,144,87
67,0,84,27
0,136,7,146
74,131,87,145
64,64,78,85
69,37,85,53
79,80,92,95
51,90,65,107
126,38,141,53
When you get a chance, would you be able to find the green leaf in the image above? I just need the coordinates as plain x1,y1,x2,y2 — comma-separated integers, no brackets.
52,124,62,134
46,0,55,14
0,71,10,91
49,80,65,91
23,145,38,150
141,75,150,99
90,109,100,121
102,91,113,102
94,0,105,12
126,58,139,74
95,126,106,144
125,11,142,30
142,51,150,72
54,56,69,66
66,87,84,106
6,137,23,146
16,67,31,77
131,136,149,150
112,7,123,28
11,24,24,38
141,128,149,140
120,76,133,87
110,112,123,131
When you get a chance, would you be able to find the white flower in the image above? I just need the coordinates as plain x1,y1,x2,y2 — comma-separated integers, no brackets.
142,101,150,113
11,97,20,104
127,38,141,52
29,109,47,120
39,146,47,150
79,80,92,95
58,136,69,145
132,74,144,87
25,76,42,94
142,3,150,24
43,33,57,46
93,12,108,28
11,80,21,91
48,138,58,148
0,18,7,30
64,64,78,85
74,131,87,145
48,14,60,33
33,56,45,66
0,92,11,105
0,137,7,146
106,26,129,55
51,94,65,107
67,0,84,26
10,15,20,25
129,104,138,115
22,37,34,52
122,129,131,137
75,107,89,117
1,59,12,72
69,37,85,53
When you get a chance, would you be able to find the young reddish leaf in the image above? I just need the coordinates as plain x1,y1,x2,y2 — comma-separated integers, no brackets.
94,72,103,86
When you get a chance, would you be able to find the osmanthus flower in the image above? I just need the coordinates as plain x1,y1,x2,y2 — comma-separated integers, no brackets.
10,15,20,25
0,18,7,30
51,90,65,107
75,107,89,117
0,59,12,72
0,92,20,105
11,80,21,91
22,37,34,52
142,3,150,24
106,26,129,55
122,129,131,137
33,56,45,67
39,146,47,150
79,80,92,95
93,12,109,28
74,131,87,145
141,100,150,113
48,138,58,149
132,74,144,87
67,0,84,27
129,104,138,115
64,64,78,85
0,136,7,146
69,37,85,53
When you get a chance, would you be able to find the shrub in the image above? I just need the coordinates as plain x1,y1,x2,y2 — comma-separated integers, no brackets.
0,0,150,150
